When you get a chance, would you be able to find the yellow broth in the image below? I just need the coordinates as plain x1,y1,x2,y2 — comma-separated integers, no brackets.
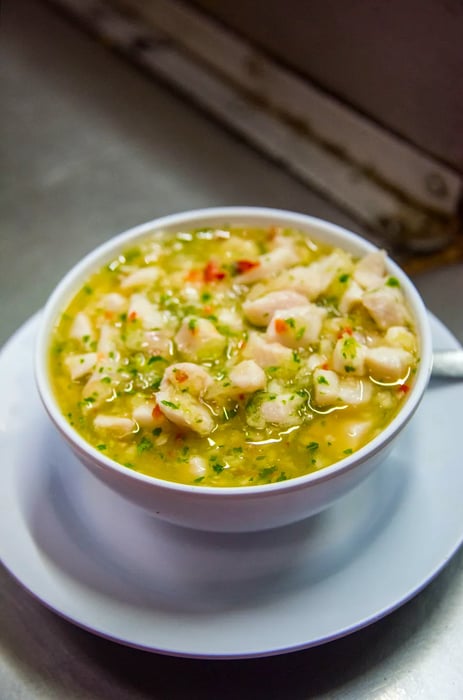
49,226,418,486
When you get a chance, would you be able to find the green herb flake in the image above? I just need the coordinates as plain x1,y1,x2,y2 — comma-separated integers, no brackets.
285,318,296,328
137,437,153,454
344,365,356,373
292,350,300,363
212,463,225,474
97,444,107,451
101,376,111,384
307,441,319,452
338,273,350,283
386,276,400,287
161,400,179,409
343,448,353,455
152,427,162,436
147,355,164,365
317,375,329,385
188,318,197,331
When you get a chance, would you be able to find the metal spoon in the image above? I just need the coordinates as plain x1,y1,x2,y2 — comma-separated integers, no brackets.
432,350,463,379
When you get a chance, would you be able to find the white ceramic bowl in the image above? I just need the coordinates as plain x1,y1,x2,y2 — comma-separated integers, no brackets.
35,207,433,532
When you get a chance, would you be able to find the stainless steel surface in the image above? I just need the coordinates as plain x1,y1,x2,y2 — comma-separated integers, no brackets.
432,351,463,379
1,1,462,698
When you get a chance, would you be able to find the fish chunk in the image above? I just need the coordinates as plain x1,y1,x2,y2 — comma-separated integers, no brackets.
243,290,309,326
235,246,299,284
65,352,97,380
313,369,340,406
155,389,215,436
362,286,410,330
266,305,327,348
128,293,165,330
175,317,226,361
332,336,367,376
353,251,387,290
69,312,94,344
228,360,266,392
243,332,294,368
93,414,136,437
366,346,413,381
259,392,304,427
279,251,352,300
120,266,160,289
339,280,364,314
161,362,212,396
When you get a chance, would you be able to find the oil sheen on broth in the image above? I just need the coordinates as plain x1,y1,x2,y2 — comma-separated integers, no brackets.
49,226,418,487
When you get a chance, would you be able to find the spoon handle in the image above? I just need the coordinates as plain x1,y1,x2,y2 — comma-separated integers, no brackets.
432,350,463,379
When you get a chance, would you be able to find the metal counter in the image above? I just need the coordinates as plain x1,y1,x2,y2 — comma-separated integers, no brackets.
1,1,462,698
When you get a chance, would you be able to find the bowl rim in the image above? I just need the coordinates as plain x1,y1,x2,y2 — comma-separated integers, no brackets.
35,206,433,499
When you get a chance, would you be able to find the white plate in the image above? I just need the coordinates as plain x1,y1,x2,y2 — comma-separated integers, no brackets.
1,314,462,659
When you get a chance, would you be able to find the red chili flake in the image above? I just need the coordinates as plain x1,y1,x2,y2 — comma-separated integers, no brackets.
321,362,330,370
128,311,138,321
337,326,353,339
203,305,214,315
104,310,114,320
204,261,226,282
238,393,245,401
174,370,189,383
274,318,288,334
398,384,410,394
236,259,260,274
152,403,163,419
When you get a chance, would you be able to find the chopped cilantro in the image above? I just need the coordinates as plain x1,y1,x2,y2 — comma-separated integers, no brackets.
161,400,179,409
101,376,111,384
386,276,400,287
188,318,197,331
152,427,162,436
317,375,329,385
343,448,353,455
147,355,164,365
212,463,225,474
307,442,319,451
338,273,350,283
137,437,153,453
344,365,355,373
285,318,296,328
97,444,107,451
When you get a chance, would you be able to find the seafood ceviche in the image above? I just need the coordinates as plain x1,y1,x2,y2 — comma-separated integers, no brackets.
49,226,419,486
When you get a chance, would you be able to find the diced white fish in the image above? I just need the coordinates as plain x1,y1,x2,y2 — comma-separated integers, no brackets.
189,456,207,478
216,308,244,332
366,346,413,381
97,323,119,355
279,250,351,300
82,376,115,409
161,362,212,396
259,392,305,427
242,331,293,368
228,360,266,393
362,286,410,330
99,293,128,313
175,317,226,361
305,353,327,371
266,304,327,348
132,401,157,428
338,377,373,405
353,250,387,290
339,280,364,314
69,312,94,344
65,352,97,380
142,331,173,357
243,290,309,326
235,246,299,284
120,266,160,289
332,336,367,376
313,369,340,406
128,293,165,330
155,389,215,436
384,326,417,353
93,414,136,437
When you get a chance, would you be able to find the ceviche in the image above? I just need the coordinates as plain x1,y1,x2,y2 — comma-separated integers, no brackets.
49,226,418,486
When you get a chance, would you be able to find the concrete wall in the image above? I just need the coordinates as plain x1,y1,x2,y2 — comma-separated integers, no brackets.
192,0,463,172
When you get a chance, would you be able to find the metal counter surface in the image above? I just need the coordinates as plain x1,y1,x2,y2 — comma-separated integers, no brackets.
1,1,462,698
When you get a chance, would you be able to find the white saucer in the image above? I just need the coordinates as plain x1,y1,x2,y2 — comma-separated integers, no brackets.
1,314,462,659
